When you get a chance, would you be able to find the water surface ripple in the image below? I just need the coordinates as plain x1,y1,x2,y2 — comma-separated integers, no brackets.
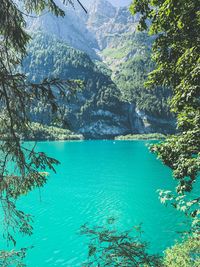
4,141,187,266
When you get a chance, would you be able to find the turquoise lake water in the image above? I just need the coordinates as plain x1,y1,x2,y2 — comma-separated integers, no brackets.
2,140,187,266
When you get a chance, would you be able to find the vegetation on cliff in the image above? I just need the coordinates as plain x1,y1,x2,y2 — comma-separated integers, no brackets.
25,123,84,141
113,32,172,118
115,133,166,140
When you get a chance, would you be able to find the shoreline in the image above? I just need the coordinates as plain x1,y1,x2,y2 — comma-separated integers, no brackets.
0,130,167,142
23,133,166,142
114,133,166,141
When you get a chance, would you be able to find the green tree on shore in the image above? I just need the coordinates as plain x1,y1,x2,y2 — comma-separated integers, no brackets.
131,0,200,231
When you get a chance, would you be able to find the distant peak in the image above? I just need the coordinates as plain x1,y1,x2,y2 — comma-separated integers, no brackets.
88,0,116,16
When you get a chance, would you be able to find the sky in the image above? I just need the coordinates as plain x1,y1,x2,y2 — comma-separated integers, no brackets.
82,0,132,7
108,0,132,6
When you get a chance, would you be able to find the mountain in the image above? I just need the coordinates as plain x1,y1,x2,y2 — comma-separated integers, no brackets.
26,0,136,59
22,0,175,138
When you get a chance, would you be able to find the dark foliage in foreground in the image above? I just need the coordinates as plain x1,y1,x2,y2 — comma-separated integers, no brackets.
131,0,200,232
81,223,162,267
0,0,84,265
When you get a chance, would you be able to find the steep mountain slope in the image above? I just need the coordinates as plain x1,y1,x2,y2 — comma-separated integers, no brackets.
86,1,174,133
87,1,139,52
22,32,130,138
26,1,98,59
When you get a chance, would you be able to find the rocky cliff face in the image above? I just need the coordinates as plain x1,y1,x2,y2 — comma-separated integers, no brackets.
26,1,98,59
87,1,138,51
86,0,145,76
128,104,175,134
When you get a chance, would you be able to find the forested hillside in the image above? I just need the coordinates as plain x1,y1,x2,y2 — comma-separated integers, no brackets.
113,32,172,119
21,32,130,139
